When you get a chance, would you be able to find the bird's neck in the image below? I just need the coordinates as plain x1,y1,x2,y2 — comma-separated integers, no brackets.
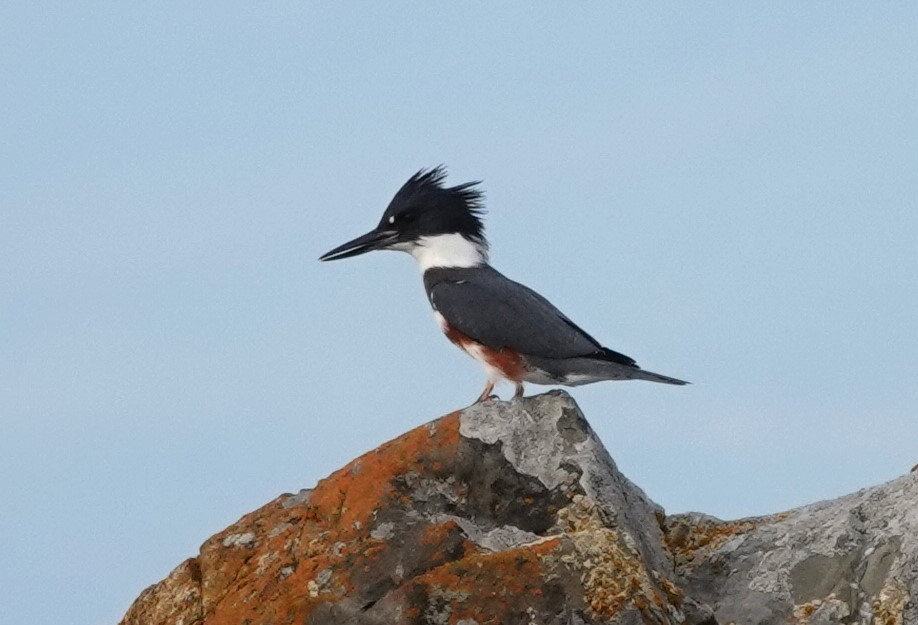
408,233,489,271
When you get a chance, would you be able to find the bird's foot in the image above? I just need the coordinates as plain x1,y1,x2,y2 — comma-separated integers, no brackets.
476,381,496,403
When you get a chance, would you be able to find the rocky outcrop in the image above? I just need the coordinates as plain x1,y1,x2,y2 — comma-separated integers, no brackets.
119,392,916,625
666,482,917,624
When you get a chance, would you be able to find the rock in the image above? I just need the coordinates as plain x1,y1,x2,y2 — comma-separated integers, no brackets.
119,392,916,625
666,474,918,624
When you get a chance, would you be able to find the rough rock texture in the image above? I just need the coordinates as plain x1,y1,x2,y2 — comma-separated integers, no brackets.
120,391,917,625
666,480,918,624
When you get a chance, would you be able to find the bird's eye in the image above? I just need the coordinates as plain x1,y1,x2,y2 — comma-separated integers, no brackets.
387,211,416,226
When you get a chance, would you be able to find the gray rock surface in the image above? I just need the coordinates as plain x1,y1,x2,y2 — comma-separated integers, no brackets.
667,471,918,624
119,391,916,625
456,390,712,625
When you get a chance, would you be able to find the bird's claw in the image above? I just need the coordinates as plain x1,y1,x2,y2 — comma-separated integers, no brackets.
475,393,500,403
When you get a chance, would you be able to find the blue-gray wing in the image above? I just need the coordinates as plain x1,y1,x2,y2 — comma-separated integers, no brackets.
424,267,635,364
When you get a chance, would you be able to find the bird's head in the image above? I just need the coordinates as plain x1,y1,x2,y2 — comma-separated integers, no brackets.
319,166,489,270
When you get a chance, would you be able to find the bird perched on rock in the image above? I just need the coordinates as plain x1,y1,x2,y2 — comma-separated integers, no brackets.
320,167,688,402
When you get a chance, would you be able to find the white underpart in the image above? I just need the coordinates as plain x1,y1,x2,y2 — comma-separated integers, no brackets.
467,343,508,384
404,233,488,271
433,311,507,385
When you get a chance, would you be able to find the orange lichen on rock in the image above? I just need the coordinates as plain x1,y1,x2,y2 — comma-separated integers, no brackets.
124,411,471,625
551,495,679,623
116,392,918,625
121,558,202,625
663,512,786,572
419,519,462,546
416,536,561,592
871,578,910,625
395,538,565,624
307,411,462,535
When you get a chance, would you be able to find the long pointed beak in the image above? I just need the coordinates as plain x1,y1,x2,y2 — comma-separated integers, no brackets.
319,227,397,262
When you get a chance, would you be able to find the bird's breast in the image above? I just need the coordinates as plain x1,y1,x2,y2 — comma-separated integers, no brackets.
432,311,527,382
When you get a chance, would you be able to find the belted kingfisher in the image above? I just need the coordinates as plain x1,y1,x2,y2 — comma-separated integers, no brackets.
320,167,688,402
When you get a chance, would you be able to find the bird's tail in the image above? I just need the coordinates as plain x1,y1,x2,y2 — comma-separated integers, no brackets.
525,355,689,386
575,354,689,385
625,367,689,385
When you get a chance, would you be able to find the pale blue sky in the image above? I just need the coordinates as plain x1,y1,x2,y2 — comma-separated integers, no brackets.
2,3,917,624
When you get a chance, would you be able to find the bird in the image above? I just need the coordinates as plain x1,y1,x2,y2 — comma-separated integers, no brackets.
320,166,688,403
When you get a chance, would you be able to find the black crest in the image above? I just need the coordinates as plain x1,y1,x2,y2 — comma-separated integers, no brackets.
380,166,487,243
